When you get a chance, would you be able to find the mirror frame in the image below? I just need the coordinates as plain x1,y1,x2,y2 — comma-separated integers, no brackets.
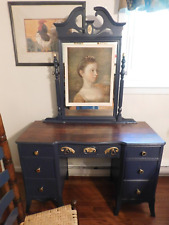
45,6,135,124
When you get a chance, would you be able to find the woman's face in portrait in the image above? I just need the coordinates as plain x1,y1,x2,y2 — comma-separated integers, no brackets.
80,63,98,84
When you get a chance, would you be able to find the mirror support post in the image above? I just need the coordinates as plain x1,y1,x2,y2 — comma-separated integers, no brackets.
54,55,62,119
117,54,125,122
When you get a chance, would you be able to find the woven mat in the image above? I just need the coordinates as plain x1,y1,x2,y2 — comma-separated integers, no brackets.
20,205,78,225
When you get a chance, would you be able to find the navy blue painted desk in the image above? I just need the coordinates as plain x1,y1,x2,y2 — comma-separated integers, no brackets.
16,121,165,216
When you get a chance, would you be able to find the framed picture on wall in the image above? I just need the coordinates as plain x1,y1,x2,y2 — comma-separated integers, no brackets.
8,1,86,66
63,42,117,107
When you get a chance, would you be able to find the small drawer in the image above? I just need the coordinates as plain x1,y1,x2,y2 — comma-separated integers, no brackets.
18,143,54,157
125,146,161,159
124,160,158,179
122,181,153,200
20,158,56,178
25,178,58,199
58,143,120,158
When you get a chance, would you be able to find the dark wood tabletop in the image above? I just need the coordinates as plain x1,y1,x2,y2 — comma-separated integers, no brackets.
16,121,165,145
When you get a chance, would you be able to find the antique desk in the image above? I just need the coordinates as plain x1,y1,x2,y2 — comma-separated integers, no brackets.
16,121,165,216
15,5,165,217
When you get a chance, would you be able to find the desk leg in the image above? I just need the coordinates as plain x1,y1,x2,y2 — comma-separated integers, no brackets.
26,199,31,213
114,197,121,215
56,156,68,206
149,199,155,217
52,198,64,207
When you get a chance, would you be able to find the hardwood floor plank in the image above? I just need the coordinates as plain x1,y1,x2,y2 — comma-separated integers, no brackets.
16,173,169,225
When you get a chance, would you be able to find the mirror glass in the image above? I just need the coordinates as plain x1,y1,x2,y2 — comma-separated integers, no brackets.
62,42,117,117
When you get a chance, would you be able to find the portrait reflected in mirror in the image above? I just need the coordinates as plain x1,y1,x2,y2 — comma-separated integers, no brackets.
63,43,117,117
74,55,110,104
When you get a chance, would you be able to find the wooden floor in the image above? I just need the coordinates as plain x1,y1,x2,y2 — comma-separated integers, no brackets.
16,173,169,225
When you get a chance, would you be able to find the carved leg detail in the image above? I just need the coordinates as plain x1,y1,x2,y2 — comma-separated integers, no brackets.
114,198,121,216
149,200,155,217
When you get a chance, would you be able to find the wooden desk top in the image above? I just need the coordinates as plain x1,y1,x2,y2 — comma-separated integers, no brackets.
16,121,165,146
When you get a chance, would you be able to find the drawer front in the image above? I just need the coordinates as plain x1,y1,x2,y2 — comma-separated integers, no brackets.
58,143,121,158
124,160,158,179
18,143,54,157
20,158,56,178
25,178,58,199
125,146,161,159
122,181,154,200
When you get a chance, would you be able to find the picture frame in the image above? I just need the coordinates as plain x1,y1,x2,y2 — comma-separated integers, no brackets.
8,1,86,66
63,42,117,107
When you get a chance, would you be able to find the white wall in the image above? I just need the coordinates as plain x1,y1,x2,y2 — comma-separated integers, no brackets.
0,0,169,175
123,88,169,168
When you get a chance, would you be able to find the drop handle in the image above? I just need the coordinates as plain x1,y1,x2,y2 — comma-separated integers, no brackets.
83,147,96,154
105,147,119,156
61,146,75,154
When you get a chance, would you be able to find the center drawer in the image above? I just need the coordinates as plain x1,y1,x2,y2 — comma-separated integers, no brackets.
58,143,121,158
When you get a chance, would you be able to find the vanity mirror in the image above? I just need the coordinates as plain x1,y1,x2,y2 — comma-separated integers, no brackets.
45,6,135,123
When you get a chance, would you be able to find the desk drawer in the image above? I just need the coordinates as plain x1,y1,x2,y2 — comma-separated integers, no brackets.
58,143,121,158
25,178,58,199
18,143,54,157
124,160,158,179
20,158,56,178
125,146,161,159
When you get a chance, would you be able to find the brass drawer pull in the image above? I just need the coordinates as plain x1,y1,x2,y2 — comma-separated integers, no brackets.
105,147,119,156
84,147,96,154
61,146,75,154
138,169,144,174
39,187,44,192
136,188,141,195
34,150,39,156
141,151,147,157
36,168,41,173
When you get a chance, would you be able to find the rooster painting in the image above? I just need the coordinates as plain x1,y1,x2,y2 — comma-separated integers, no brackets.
25,18,61,52
36,20,52,52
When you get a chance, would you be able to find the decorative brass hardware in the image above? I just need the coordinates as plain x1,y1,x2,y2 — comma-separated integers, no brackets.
138,169,144,174
61,146,75,154
141,151,147,157
39,187,44,192
136,188,141,195
83,147,96,154
87,25,92,35
105,147,119,156
34,150,39,156
36,168,41,173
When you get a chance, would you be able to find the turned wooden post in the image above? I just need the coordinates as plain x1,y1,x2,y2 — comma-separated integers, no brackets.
117,54,125,121
0,114,25,223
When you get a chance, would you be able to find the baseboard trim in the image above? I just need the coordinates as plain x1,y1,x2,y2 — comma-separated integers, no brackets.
15,166,22,173
159,166,169,176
